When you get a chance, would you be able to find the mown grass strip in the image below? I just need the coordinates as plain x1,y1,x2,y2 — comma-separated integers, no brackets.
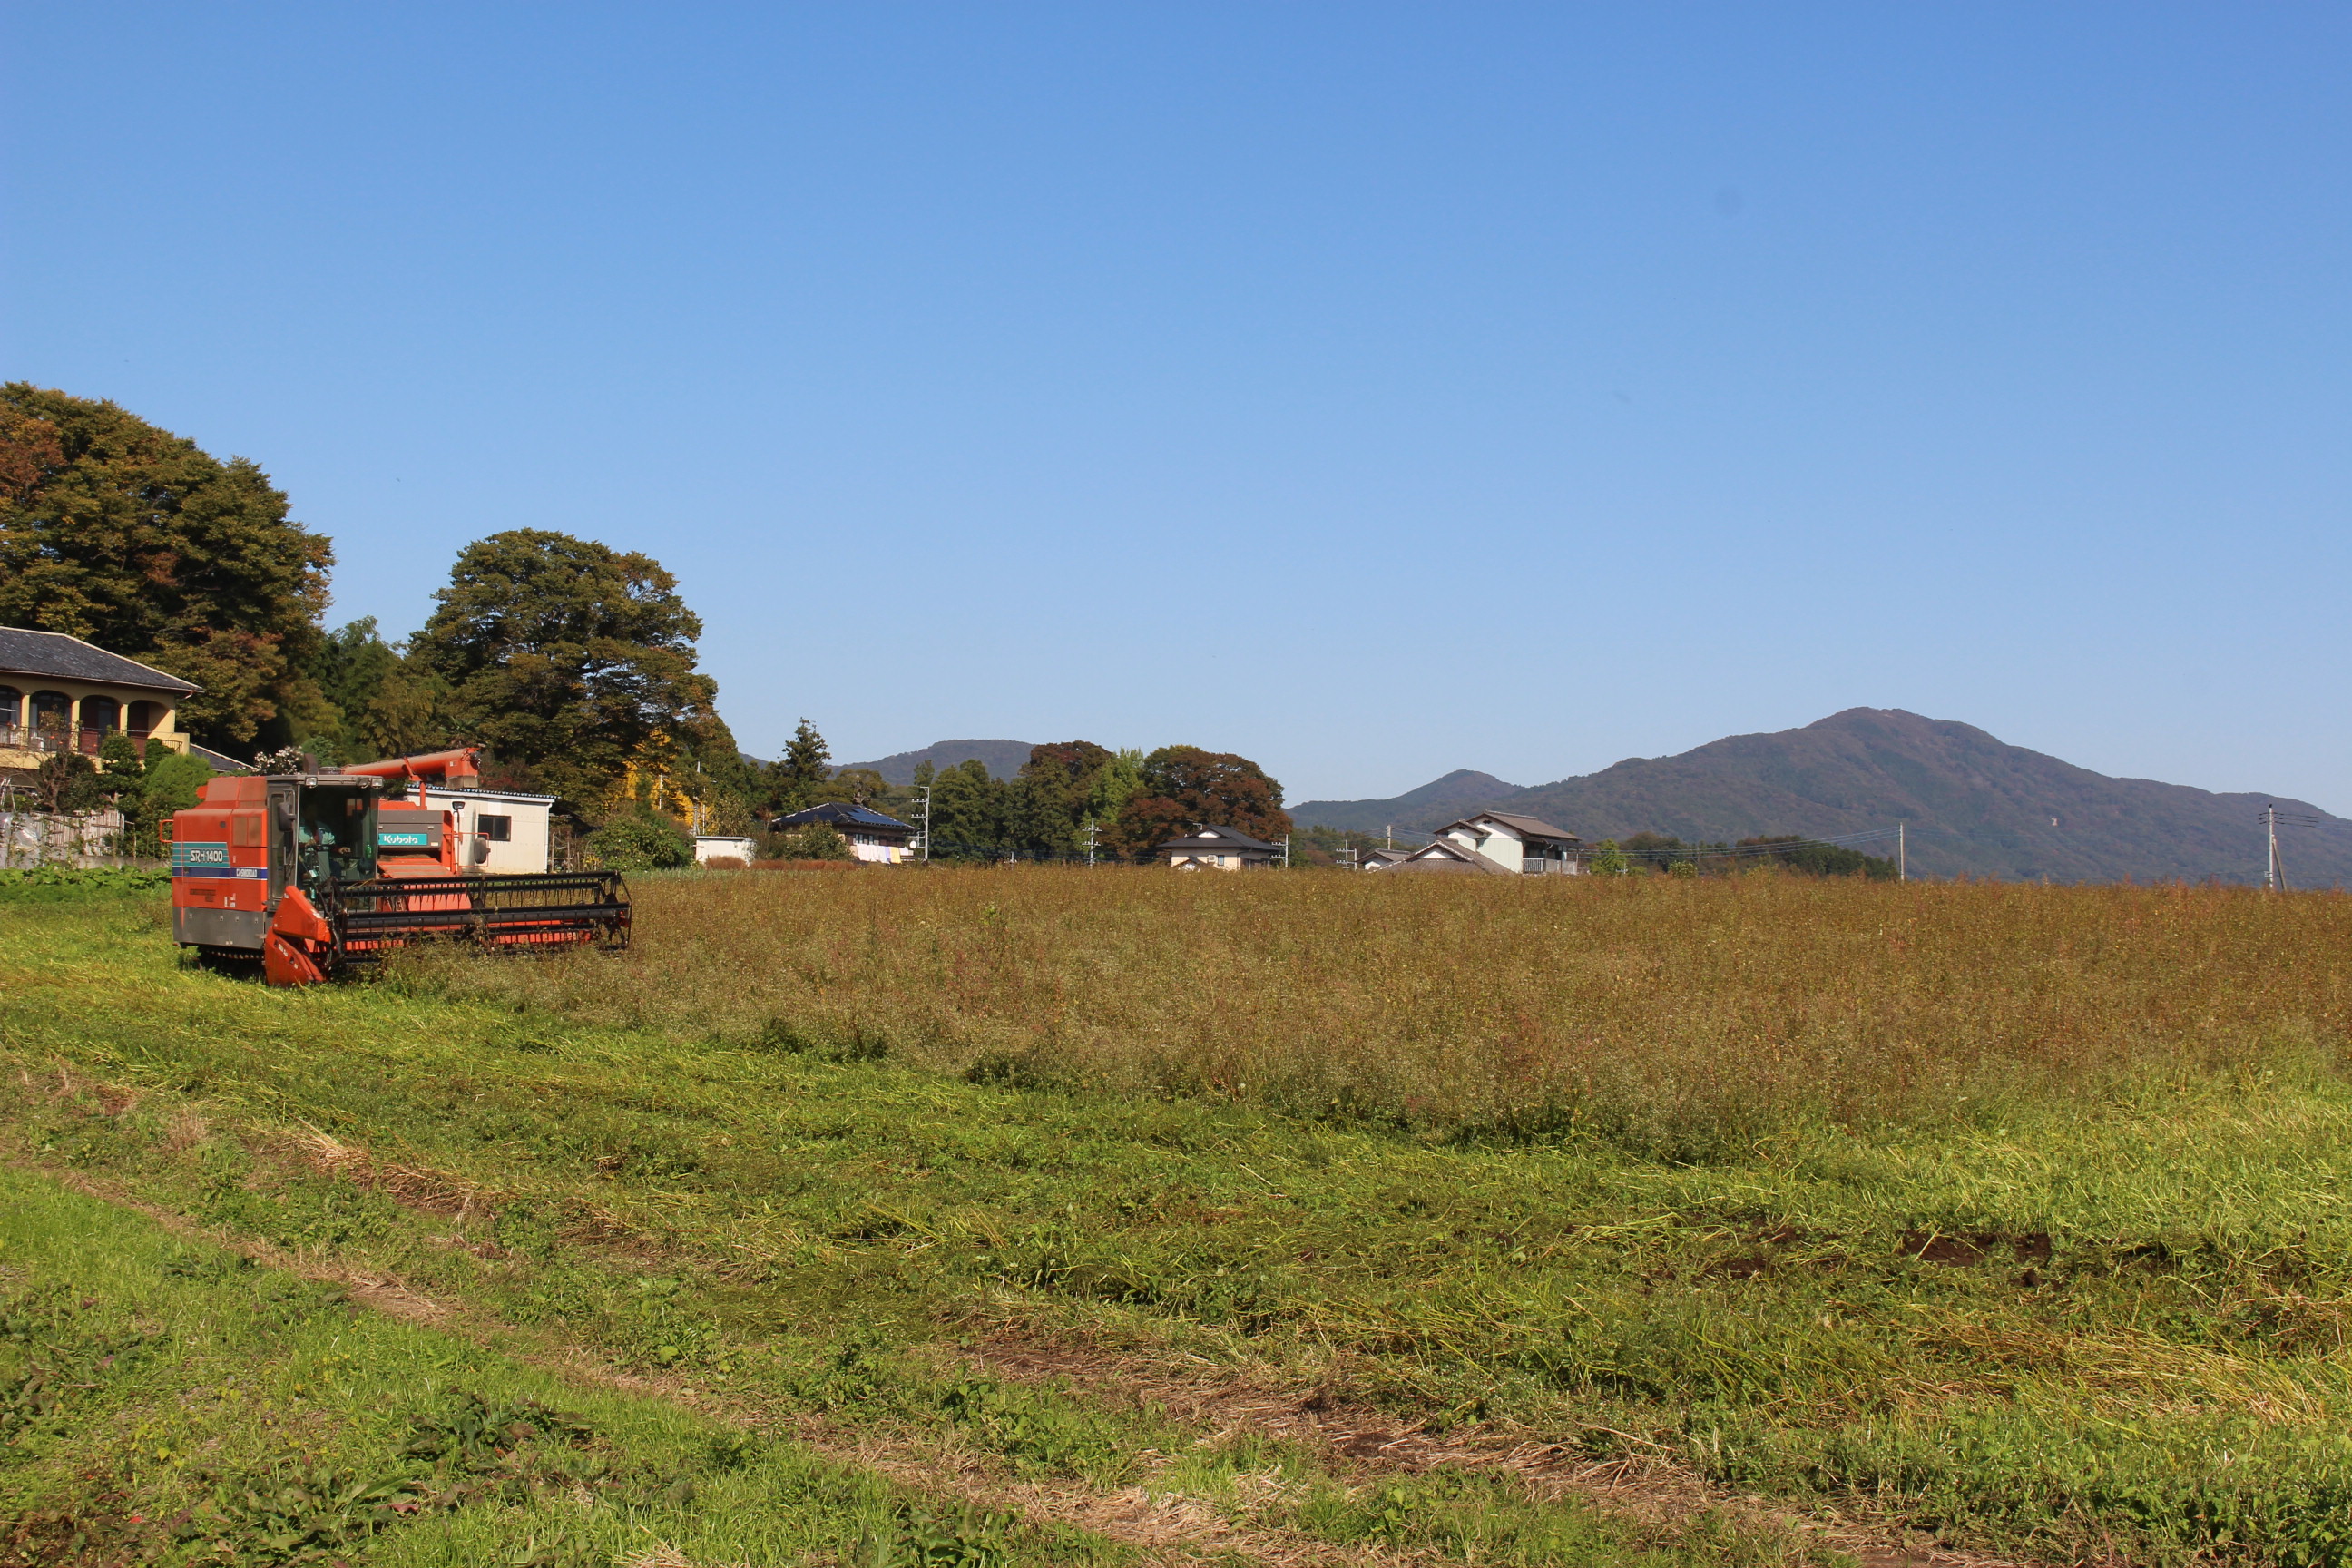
0,1165,1068,1568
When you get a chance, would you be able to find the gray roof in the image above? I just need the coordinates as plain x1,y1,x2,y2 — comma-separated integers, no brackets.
0,628,201,695
1371,838,1515,876
774,800,914,834
1447,810,1582,845
1161,825,1280,853
189,743,253,773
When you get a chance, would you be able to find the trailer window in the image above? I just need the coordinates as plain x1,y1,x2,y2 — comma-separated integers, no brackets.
477,815,512,842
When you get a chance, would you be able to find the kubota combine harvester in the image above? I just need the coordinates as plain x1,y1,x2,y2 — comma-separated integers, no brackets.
168,747,629,985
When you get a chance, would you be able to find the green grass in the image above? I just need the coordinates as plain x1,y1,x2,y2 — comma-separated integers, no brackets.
8,879,2352,1564
0,1164,1043,1568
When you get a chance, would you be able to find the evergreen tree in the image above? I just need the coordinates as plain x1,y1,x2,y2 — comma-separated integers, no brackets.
407,529,725,813
763,719,834,814
299,618,403,760
1005,740,1112,857
358,659,453,760
927,759,1004,858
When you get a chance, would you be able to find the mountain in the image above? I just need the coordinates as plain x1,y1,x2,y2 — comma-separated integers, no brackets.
839,739,1036,786
1289,769,1525,835
1294,709,2351,886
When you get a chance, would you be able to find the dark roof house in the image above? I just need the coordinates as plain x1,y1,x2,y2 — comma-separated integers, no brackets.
772,800,918,863
1159,825,1282,870
0,628,201,694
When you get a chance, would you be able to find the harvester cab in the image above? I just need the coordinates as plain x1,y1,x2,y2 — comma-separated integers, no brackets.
286,775,384,891
170,750,629,986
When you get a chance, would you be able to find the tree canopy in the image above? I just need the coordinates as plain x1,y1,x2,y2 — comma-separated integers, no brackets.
407,530,730,811
0,384,333,745
761,719,835,814
1102,746,1291,861
890,740,1288,862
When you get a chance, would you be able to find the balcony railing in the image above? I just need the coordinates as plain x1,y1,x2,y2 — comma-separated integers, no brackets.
1521,857,1580,874
0,725,158,757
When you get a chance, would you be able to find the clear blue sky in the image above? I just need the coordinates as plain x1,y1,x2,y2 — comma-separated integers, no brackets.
7,5,2347,808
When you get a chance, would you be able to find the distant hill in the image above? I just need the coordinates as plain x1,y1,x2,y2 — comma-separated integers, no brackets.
1289,769,1525,834
839,739,1036,785
1294,709,2352,886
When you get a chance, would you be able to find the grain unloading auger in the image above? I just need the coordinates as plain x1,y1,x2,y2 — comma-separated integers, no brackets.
168,748,629,986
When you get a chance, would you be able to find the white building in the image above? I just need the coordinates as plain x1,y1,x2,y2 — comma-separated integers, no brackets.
1367,812,1585,876
694,835,757,866
411,787,558,873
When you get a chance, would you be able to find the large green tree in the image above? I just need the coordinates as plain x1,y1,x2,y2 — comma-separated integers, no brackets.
407,529,729,812
927,759,1006,859
0,384,333,746
1005,740,1113,857
292,617,417,763
1103,746,1292,862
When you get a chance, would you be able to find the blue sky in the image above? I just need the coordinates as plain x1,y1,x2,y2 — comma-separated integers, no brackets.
7,4,2348,808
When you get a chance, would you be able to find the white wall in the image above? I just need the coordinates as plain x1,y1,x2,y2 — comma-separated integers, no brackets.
1476,824,1526,871
422,789,554,873
1445,819,1524,871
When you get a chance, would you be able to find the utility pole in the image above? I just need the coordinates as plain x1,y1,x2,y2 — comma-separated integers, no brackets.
1281,833,1290,868
2265,805,2286,891
1897,823,1906,883
1084,815,1098,867
918,785,933,863
1385,823,1393,850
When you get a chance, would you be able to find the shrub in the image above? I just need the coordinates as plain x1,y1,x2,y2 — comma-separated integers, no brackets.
584,809,692,871
760,824,854,862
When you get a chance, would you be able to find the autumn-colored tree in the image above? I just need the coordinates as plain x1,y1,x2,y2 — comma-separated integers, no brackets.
1102,746,1291,862
407,530,728,813
0,385,333,747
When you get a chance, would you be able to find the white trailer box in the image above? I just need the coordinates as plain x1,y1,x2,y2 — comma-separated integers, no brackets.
410,787,557,874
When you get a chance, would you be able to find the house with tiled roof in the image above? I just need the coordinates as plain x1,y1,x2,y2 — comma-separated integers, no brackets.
1158,825,1283,870
770,799,919,864
1366,811,1587,876
0,627,200,772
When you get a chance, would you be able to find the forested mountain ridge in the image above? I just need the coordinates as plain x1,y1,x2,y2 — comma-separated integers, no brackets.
839,739,1036,785
1293,709,2351,885
1285,769,1524,835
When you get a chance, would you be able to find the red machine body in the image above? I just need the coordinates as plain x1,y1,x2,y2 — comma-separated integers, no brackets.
169,756,627,985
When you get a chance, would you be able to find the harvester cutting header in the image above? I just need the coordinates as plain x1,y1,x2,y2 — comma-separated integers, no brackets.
169,746,629,986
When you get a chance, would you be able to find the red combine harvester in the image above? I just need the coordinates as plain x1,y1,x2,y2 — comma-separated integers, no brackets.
169,747,629,986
